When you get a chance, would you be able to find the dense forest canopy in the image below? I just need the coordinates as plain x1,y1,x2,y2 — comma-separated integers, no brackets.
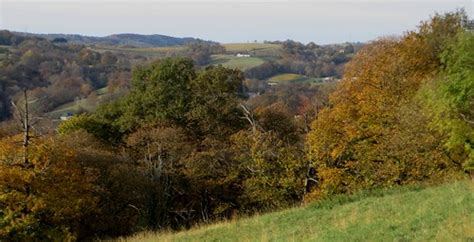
0,10,473,241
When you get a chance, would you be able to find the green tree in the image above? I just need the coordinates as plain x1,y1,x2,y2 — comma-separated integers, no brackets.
113,58,195,133
231,129,306,210
424,31,474,173
187,65,246,138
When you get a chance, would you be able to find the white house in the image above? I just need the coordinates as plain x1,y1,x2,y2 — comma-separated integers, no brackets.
60,112,74,121
236,53,251,57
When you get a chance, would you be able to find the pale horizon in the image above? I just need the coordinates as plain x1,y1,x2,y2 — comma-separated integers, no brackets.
1,0,472,44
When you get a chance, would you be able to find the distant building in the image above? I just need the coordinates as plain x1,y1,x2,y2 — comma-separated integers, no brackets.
60,112,74,121
236,53,251,58
322,77,334,82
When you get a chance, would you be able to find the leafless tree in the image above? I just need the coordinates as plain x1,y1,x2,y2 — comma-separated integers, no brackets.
10,89,42,165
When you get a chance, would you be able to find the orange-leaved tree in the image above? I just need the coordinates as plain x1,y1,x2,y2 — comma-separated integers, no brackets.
305,11,467,200
0,133,100,241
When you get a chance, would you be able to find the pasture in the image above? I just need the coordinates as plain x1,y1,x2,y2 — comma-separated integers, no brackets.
119,181,474,242
268,73,324,85
210,54,266,70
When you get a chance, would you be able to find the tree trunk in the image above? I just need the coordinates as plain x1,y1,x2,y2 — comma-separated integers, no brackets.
22,89,29,165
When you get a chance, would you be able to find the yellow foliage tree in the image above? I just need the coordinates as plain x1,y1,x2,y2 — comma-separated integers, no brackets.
0,134,100,240
306,11,467,200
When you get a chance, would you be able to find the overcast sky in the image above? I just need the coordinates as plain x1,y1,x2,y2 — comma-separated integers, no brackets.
0,0,472,44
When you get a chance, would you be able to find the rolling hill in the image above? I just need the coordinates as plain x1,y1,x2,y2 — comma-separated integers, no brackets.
14,32,212,47
119,181,473,242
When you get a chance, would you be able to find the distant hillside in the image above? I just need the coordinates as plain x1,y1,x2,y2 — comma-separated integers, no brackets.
13,32,212,47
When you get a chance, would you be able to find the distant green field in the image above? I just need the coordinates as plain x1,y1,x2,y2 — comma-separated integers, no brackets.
120,181,473,242
269,73,305,82
222,43,281,52
268,73,323,85
210,54,266,70
47,87,115,118
222,43,281,59
94,43,279,55
91,43,281,62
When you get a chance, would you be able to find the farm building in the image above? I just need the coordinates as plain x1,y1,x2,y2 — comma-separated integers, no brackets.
236,53,251,57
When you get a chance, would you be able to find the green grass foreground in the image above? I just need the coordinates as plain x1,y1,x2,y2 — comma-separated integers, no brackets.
118,181,473,242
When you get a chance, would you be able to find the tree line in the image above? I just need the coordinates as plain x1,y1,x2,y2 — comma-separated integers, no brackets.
244,41,362,80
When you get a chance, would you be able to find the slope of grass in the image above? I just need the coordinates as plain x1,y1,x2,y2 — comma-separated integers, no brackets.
222,43,281,52
210,54,266,70
222,43,281,59
268,73,305,82
268,73,323,85
92,45,178,59
47,87,116,118
120,181,473,242
91,43,281,63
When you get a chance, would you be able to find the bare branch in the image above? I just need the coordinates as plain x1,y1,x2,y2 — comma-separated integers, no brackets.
239,103,262,133
10,100,25,126
459,113,474,125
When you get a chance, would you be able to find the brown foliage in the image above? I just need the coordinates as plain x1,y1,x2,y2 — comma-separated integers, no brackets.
305,11,467,200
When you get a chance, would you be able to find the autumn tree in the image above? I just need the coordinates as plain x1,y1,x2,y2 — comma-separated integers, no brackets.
126,125,194,229
305,11,467,200
0,134,100,240
231,128,306,211
184,42,225,65
59,58,250,230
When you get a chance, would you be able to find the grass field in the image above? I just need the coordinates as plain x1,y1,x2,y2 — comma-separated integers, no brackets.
268,73,323,85
119,181,473,242
222,43,281,59
92,43,281,60
94,43,280,54
47,87,115,118
210,54,266,70
92,45,183,59
222,43,281,52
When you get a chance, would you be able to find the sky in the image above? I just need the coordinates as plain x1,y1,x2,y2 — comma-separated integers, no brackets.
0,0,472,44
